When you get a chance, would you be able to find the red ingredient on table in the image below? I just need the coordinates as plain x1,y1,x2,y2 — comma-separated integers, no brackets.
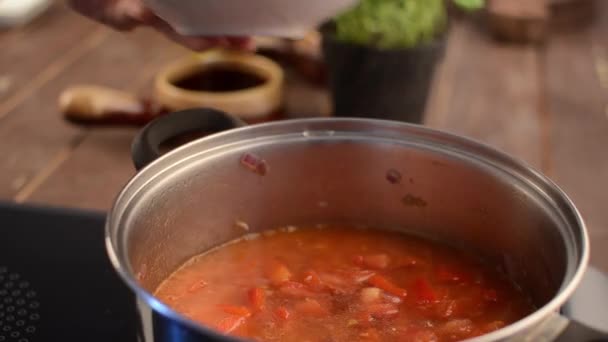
154,226,536,341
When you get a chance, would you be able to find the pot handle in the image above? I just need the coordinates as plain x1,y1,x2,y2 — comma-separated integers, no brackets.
131,108,246,170
553,319,608,342
527,313,608,341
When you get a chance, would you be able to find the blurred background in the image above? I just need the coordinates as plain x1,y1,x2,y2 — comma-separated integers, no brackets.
0,0,606,272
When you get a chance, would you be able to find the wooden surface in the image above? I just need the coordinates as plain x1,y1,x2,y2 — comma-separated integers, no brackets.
1,1,607,272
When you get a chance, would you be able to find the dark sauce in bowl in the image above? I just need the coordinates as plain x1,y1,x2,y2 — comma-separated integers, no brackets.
172,64,266,92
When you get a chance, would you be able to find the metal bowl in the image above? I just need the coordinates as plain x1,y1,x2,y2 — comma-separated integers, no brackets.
143,0,358,38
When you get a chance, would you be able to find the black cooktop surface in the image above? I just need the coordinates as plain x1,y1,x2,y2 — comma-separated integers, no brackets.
0,201,607,342
0,202,136,342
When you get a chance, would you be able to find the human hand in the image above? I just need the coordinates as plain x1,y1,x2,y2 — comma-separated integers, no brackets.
67,0,253,51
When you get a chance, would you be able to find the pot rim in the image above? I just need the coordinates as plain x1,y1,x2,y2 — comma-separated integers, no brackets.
105,117,589,342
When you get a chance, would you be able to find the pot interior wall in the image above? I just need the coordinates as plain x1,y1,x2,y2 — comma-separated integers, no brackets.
118,127,580,308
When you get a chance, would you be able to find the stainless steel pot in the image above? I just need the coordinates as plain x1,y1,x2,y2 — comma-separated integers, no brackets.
105,108,608,342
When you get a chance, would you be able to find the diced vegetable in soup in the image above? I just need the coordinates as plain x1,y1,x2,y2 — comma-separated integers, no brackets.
154,226,535,342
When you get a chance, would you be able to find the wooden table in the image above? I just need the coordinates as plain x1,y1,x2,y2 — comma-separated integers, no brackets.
1,1,607,272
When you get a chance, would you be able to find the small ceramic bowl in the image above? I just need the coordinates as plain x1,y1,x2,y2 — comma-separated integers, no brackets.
143,0,358,38
155,49,285,123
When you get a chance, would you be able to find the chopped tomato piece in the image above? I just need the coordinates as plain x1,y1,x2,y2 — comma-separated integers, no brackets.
274,306,290,320
266,261,292,285
368,274,407,298
247,287,265,312
187,280,208,293
294,298,329,316
217,305,251,317
413,278,437,303
215,315,246,334
279,281,317,297
362,254,391,269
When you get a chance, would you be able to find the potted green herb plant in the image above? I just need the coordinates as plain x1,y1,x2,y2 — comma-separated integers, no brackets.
322,0,484,123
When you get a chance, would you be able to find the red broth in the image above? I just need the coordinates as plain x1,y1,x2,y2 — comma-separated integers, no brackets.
154,226,535,341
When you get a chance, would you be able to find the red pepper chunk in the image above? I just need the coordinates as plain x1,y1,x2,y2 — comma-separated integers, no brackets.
215,315,246,334
217,305,252,317
248,287,265,312
368,274,408,298
413,278,437,303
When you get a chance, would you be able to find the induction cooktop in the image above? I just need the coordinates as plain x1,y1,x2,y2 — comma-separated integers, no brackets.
0,202,136,342
0,201,606,342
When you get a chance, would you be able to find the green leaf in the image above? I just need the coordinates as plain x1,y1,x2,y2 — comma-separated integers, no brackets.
333,0,447,49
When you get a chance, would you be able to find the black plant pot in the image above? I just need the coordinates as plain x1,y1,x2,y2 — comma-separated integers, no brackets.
322,28,446,123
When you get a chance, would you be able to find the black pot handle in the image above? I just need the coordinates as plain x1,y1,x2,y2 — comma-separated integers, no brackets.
533,313,608,341
131,108,246,170
556,266,608,341
554,320,608,342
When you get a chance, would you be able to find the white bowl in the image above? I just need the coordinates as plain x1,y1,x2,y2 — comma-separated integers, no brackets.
143,0,358,38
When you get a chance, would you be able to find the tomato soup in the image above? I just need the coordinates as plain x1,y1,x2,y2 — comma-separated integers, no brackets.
154,226,535,341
